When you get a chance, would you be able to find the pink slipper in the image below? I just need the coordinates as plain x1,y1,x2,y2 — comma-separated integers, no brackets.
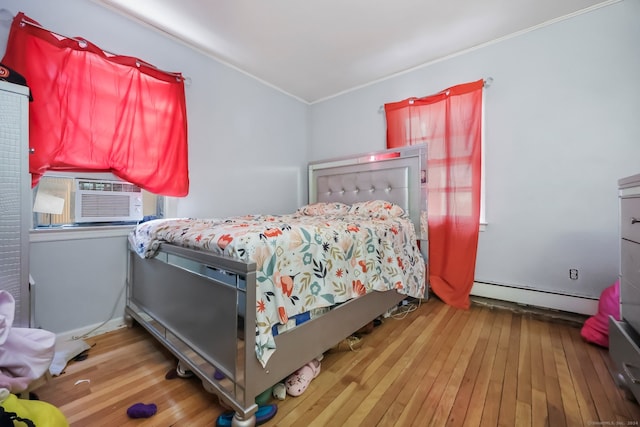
285,359,321,396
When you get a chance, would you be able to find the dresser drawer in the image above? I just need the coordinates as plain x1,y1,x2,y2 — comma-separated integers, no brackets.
621,278,640,332
609,317,640,403
621,239,640,332
622,239,640,288
621,197,640,244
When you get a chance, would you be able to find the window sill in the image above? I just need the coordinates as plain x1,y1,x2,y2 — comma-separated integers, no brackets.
30,225,135,243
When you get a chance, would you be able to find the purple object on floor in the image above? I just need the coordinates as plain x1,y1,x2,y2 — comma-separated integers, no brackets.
127,402,157,418
214,369,225,380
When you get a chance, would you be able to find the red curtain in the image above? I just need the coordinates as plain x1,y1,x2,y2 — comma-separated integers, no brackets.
2,13,189,196
385,80,483,309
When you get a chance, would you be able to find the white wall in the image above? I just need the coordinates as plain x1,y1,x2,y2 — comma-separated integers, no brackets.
0,0,308,334
308,0,640,305
29,233,129,333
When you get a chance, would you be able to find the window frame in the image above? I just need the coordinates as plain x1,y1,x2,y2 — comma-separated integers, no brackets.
402,92,487,229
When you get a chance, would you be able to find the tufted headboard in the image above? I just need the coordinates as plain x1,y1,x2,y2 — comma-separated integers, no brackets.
308,144,428,241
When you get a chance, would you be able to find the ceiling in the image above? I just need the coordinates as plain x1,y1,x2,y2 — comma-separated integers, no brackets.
94,0,613,103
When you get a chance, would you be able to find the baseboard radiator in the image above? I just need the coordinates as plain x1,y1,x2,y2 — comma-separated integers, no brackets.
470,281,598,316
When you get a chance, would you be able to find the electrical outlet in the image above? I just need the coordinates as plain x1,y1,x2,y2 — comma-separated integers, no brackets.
569,269,578,280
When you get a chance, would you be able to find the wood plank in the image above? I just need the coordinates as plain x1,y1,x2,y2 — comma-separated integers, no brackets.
480,309,512,427
529,319,548,427
539,320,566,427
549,323,583,426
450,310,501,427
497,313,521,427
529,318,545,393
463,311,506,427
515,400,532,427
559,327,599,425
517,316,532,410
531,388,549,427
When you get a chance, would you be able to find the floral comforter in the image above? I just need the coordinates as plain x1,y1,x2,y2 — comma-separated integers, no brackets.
129,201,426,367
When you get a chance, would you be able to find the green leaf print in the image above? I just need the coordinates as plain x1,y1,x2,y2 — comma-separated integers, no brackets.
265,253,276,276
330,246,344,261
321,293,335,304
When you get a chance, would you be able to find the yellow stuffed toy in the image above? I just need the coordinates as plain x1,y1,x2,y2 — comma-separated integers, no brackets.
0,392,68,427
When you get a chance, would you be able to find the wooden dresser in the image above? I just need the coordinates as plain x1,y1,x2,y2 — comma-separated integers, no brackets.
610,173,640,402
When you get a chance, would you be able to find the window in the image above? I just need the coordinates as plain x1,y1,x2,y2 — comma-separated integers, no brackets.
386,80,488,227
32,172,164,228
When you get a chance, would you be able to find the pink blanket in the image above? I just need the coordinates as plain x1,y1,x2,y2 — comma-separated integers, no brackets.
580,280,620,348
0,291,55,393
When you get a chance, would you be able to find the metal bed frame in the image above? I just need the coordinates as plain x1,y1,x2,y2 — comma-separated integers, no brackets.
124,145,428,426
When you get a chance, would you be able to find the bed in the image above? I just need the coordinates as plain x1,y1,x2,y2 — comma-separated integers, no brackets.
124,144,428,427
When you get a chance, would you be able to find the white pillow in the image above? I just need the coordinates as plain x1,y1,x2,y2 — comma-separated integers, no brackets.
348,200,405,219
297,202,350,216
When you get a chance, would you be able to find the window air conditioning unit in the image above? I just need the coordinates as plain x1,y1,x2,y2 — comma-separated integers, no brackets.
74,178,143,223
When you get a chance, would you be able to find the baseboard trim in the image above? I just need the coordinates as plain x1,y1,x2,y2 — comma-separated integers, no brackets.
470,281,598,316
55,317,127,342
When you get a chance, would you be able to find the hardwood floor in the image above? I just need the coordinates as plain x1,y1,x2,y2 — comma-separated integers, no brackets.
33,297,640,426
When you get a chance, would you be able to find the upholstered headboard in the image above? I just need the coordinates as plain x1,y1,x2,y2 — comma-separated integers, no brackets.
308,145,427,241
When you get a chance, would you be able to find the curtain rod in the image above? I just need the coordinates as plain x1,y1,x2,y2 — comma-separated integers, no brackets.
377,77,493,113
7,11,191,85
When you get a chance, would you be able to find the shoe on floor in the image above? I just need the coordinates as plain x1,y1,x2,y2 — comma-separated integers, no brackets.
216,404,277,427
285,359,321,396
329,335,362,352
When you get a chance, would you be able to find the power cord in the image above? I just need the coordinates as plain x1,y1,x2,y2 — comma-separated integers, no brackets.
389,297,422,320
72,282,126,340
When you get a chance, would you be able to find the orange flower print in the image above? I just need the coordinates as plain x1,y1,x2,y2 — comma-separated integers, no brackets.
352,279,366,296
195,234,203,242
390,226,399,235
335,268,344,278
384,202,392,210
358,260,368,273
274,272,294,297
257,299,266,313
263,228,282,238
347,224,360,233
395,281,403,290
397,257,405,270
217,234,233,250
278,306,288,324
